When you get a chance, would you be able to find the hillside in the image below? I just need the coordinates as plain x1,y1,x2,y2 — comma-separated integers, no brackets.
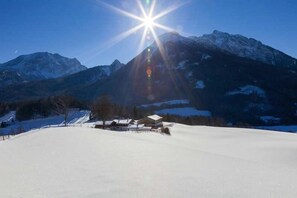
0,125,297,197
0,31,296,125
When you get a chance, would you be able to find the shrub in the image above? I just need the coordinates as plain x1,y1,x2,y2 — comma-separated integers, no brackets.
161,127,171,135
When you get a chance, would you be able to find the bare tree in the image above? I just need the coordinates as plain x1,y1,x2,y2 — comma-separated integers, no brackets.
53,95,72,126
92,95,112,129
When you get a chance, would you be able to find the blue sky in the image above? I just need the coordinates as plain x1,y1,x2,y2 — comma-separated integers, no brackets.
1,0,297,67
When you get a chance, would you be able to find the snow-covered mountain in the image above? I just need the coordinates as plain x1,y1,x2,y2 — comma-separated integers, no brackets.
191,30,297,68
97,59,125,76
0,31,296,126
0,52,87,86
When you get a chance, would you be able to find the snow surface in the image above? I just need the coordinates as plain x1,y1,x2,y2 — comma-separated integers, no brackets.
201,54,211,61
192,30,285,66
195,80,205,89
147,114,163,121
0,124,297,197
0,111,15,123
155,107,211,117
176,60,187,69
259,125,297,133
226,85,266,97
260,116,280,124
140,99,190,108
0,52,86,79
98,60,124,77
0,110,90,135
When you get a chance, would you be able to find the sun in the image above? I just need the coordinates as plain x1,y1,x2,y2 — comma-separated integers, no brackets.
99,0,188,52
143,15,154,30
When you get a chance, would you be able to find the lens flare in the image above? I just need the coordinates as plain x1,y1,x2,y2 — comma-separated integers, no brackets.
98,0,187,53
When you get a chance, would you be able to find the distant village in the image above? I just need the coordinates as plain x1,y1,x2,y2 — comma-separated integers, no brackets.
93,114,166,132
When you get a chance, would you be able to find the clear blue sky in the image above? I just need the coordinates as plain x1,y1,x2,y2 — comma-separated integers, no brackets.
1,0,297,67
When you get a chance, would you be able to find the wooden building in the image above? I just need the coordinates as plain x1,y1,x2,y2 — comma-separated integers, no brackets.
139,114,163,128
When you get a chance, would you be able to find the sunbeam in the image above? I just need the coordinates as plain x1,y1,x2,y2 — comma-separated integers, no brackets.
152,1,189,21
98,0,187,55
99,1,143,22
96,0,188,102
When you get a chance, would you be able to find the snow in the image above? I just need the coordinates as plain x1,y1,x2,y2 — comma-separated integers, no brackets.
155,107,211,117
0,52,86,80
0,111,15,123
260,116,280,124
94,121,114,126
201,54,211,61
258,125,297,133
0,124,297,197
0,110,90,135
186,71,193,78
195,80,205,89
98,60,124,77
147,114,163,121
113,119,133,125
140,99,190,108
176,60,187,69
226,85,266,97
158,32,187,43
192,30,284,66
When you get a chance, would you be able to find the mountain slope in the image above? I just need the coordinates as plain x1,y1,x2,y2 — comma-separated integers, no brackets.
191,30,297,68
0,60,124,101
73,31,297,124
0,31,296,125
0,52,87,86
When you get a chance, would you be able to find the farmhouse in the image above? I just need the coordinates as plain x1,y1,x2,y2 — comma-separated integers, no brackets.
111,119,133,131
94,119,134,130
94,121,115,129
139,114,163,128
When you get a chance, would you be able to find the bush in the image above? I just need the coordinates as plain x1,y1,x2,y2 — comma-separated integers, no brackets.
161,127,171,135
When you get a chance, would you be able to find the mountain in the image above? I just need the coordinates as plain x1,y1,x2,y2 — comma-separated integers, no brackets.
0,59,124,101
0,31,297,125
0,52,87,86
95,59,125,76
190,30,297,68
75,31,296,125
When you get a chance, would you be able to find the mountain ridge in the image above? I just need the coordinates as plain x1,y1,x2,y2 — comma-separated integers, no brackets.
157,30,297,68
0,31,296,125
0,52,87,86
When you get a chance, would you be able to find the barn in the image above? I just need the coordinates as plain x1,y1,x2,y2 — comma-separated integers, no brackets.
139,114,163,128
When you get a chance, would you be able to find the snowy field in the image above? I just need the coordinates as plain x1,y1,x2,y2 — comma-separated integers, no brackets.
0,124,297,197
139,99,190,108
155,107,211,117
0,110,90,135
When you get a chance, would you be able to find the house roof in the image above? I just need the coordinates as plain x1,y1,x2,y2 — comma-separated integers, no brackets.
113,119,133,125
147,114,163,121
94,121,114,126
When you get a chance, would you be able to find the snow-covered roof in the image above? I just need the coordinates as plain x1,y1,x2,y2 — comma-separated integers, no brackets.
94,121,114,126
113,119,133,125
147,114,163,121
128,124,145,129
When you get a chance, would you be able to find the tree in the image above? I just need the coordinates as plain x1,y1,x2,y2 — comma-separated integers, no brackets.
132,106,138,119
53,95,72,126
92,96,112,129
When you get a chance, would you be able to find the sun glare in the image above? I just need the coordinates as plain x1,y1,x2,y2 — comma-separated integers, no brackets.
99,0,188,53
143,16,154,30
